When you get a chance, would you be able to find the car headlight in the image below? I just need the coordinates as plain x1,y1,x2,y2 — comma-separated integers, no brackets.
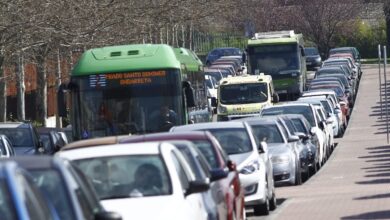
271,155,291,164
217,105,227,114
240,160,260,175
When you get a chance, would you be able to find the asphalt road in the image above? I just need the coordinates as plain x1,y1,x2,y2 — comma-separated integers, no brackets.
247,65,390,219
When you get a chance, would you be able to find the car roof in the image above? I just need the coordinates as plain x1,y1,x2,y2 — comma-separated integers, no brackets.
119,131,210,144
171,121,246,131
2,156,54,169
61,136,128,151
0,122,31,129
240,116,278,125
58,142,168,159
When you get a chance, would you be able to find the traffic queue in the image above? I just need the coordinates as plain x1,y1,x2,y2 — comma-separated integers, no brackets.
0,45,361,220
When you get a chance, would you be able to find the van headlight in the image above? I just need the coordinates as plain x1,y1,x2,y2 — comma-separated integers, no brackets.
271,155,291,164
217,105,227,114
240,160,260,175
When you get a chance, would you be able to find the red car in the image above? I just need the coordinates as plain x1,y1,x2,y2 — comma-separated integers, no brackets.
119,131,246,220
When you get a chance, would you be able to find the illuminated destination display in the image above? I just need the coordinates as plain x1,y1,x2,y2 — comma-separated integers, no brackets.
89,70,167,88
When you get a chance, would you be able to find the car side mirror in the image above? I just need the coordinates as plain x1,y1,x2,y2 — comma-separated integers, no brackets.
272,93,279,103
227,160,237,172
210,168,228,182
288,135,300,142
95,211,122,220
258,141,268,154
326,118,334,124
185,180,210,196
295,132,309,141
318,121,325,130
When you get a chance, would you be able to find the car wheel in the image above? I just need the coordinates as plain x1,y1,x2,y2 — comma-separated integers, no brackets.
269,190,277,211
253,197,270,216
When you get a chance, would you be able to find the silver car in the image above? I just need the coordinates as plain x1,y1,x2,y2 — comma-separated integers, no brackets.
243,117,304,185
170,121,276,216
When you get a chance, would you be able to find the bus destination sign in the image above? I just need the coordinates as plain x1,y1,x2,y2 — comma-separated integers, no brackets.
90,70,167,88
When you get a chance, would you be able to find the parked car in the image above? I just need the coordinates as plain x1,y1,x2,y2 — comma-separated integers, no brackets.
119,131,245,220
261,103,327,166
242,117,307,185
171,121,276,216
206,48,243,65
6,156,120,220
0,160,60,219
0,122,43,155
329,47,361,67
37,127,67,154
0,134,14,157
283,114,320,174
304,47,322,70
58,142,211,220
297,96,341,137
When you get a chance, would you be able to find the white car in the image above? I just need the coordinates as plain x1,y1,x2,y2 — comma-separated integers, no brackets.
297,96,340,137
314,105,334,157
57,142,210,220
171,121,276,216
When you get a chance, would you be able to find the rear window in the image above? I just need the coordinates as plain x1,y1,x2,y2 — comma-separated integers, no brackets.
250,124,283,144
0,128,33,147
205,128,252,155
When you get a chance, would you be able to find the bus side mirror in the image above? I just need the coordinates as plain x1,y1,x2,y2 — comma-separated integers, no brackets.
272,93,279,103
57,84,68,117
211,97,217,107
183,81,196,108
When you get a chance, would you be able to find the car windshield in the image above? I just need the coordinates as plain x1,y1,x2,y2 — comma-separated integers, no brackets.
220,83,268,104
304,48,319,56
291,119,307,133
73,155,172,200
262,106,315,126
0,128,33,148
191,140,219,169
250,124,283,144
29,169,76,220
0,180,16,220
205,128,252,155
320,100,332,114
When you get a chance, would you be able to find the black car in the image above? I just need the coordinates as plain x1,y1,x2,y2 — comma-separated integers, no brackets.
6,156,121,220
304,47,322,70
37,127,67,154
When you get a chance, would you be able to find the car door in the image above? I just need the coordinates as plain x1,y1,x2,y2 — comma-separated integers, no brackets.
169,150,207,220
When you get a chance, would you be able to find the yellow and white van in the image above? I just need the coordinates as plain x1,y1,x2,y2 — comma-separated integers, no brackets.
215,74,278,121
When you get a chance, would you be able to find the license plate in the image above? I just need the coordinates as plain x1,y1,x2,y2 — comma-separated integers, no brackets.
278,90,287,94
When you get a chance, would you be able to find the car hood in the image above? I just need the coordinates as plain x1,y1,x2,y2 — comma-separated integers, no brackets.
267,143,292,157
101,196,191,220
14,147,36,155
229,152,255,168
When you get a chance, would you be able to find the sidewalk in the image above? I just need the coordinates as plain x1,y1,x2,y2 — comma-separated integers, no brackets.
271,65,390,219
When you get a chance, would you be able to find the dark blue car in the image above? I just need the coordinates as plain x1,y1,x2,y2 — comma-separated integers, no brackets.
206,47,243,65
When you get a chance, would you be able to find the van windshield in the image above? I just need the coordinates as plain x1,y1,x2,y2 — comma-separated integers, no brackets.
220,83,268,104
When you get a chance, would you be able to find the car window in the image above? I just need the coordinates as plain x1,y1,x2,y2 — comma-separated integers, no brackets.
170,151,190,192
250,124,283,144
74,155,172,200
175,145,205,180
0,180,17,220
283,119,298,134
191,140,218,169
206,128,252,155
0,128,33,148
30,169,76,220
291,119,307,133
16,170,55,220
0,140,6,156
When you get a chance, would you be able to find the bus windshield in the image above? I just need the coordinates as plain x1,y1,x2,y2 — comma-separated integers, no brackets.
71,69,184,139
220,83,268,104
248,44,299,75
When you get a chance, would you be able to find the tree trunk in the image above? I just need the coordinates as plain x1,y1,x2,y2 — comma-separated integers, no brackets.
0,53,6,122
36,51,48,127
56,48,62,128
16,53,25,121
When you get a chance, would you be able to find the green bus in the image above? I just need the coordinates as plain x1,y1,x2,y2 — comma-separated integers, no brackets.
59,44,210,140
246,30,307,100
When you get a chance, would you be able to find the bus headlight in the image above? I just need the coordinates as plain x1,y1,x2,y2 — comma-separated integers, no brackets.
218,105,227,114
